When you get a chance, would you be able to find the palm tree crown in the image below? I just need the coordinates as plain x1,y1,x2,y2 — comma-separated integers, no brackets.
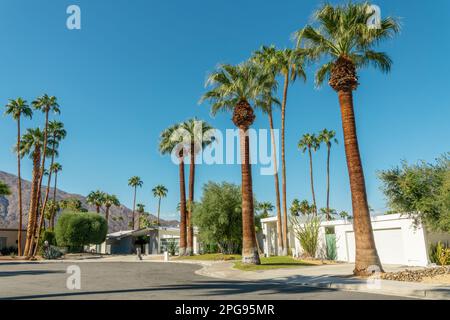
295,2,400,88
4,98,33,120
128,176,143,188
17,128,45,158
298,134,320,153
104,194,120,208
153,185,168,198
32,94,60,114
87,190,106,211
50,163,63,174
200,62,270,127
318,129,338,147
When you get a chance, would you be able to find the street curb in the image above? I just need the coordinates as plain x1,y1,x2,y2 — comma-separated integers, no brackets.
190,261,450,300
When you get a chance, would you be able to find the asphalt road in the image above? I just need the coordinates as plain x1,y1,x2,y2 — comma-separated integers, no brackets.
0,262,411,300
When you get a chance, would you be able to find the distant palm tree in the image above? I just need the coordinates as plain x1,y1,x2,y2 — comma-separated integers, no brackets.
33,121,66,256
159,124,188,255
152,185,168,226
0,181,11,196
4,97,33,256
290,199,312,216
87,190,106,214
49,162,62,229
318,129,338,221
180,118,215,255
128,176,143,230
104,194,120,229
251,48,285,256
201,62,270,265
256,202,274,218
298,133,321,215
295,2,399,275
17,128,44,257
252,46,307,256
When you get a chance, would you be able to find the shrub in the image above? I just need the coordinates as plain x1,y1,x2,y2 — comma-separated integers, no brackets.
55,211,107,252
0,246,18,256
291,216,321,258
167,238,178,256
43,246,64,260
430,242,450,266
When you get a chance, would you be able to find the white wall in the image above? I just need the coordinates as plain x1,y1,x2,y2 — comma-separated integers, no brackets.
262,214,449,267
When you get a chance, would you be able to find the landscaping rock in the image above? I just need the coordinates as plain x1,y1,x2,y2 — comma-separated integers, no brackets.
381,266,450,282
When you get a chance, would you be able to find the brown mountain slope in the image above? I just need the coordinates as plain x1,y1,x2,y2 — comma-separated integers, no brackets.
0,171,179,232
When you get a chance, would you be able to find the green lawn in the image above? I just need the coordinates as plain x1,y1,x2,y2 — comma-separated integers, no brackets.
177,253,242,261
233,256,319,271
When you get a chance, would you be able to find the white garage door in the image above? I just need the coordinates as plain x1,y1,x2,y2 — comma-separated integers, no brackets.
346,228,405,265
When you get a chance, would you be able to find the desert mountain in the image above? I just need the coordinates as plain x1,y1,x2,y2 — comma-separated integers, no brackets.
0,171,179,232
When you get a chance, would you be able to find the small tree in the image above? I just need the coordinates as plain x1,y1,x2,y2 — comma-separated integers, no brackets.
55,211,107,252
193,182,244,254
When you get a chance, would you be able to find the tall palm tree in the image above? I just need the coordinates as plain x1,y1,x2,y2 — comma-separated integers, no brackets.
180,118,215,255
318,129,338,221
298,133,321,215
251,48,284,256
87,190,106,214
104,194,120,229
128,176,143,230
4,98,33,256
201,62,270,265
33,121,66,256
17,128,44,257
296,2,400,275
152,185,168,226
136,203,146,228
252,46,307,256
0,181,11,196
49,163,62,229
159,124,188,256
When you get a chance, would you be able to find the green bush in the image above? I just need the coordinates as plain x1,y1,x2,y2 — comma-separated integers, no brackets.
55,211,107,252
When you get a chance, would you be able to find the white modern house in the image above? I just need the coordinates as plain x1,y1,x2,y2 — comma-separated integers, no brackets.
261,214,450,267
90,226,200,255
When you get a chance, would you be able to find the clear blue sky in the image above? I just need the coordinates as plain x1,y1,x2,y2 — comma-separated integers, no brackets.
1,0,449,221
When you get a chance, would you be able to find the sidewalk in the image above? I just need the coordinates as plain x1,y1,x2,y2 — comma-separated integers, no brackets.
183,260,450,300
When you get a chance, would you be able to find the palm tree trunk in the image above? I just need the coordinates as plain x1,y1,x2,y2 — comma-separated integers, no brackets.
132,187,137,229
24,148,41,257
105,206,110,230
326,146,331,221
308,148,317,215
157,197,161,225
16,118,23,256
281,73,289,256
267,108,283,255
30,111,49,256
50,171,58,229
338,90,383,275
239,128,260,265
33,142,56,256
186,143,195,256
178,156,187,256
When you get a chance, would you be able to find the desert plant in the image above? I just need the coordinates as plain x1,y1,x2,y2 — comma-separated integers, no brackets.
167,238,178,256
291,216,321,258
430,242,450,266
